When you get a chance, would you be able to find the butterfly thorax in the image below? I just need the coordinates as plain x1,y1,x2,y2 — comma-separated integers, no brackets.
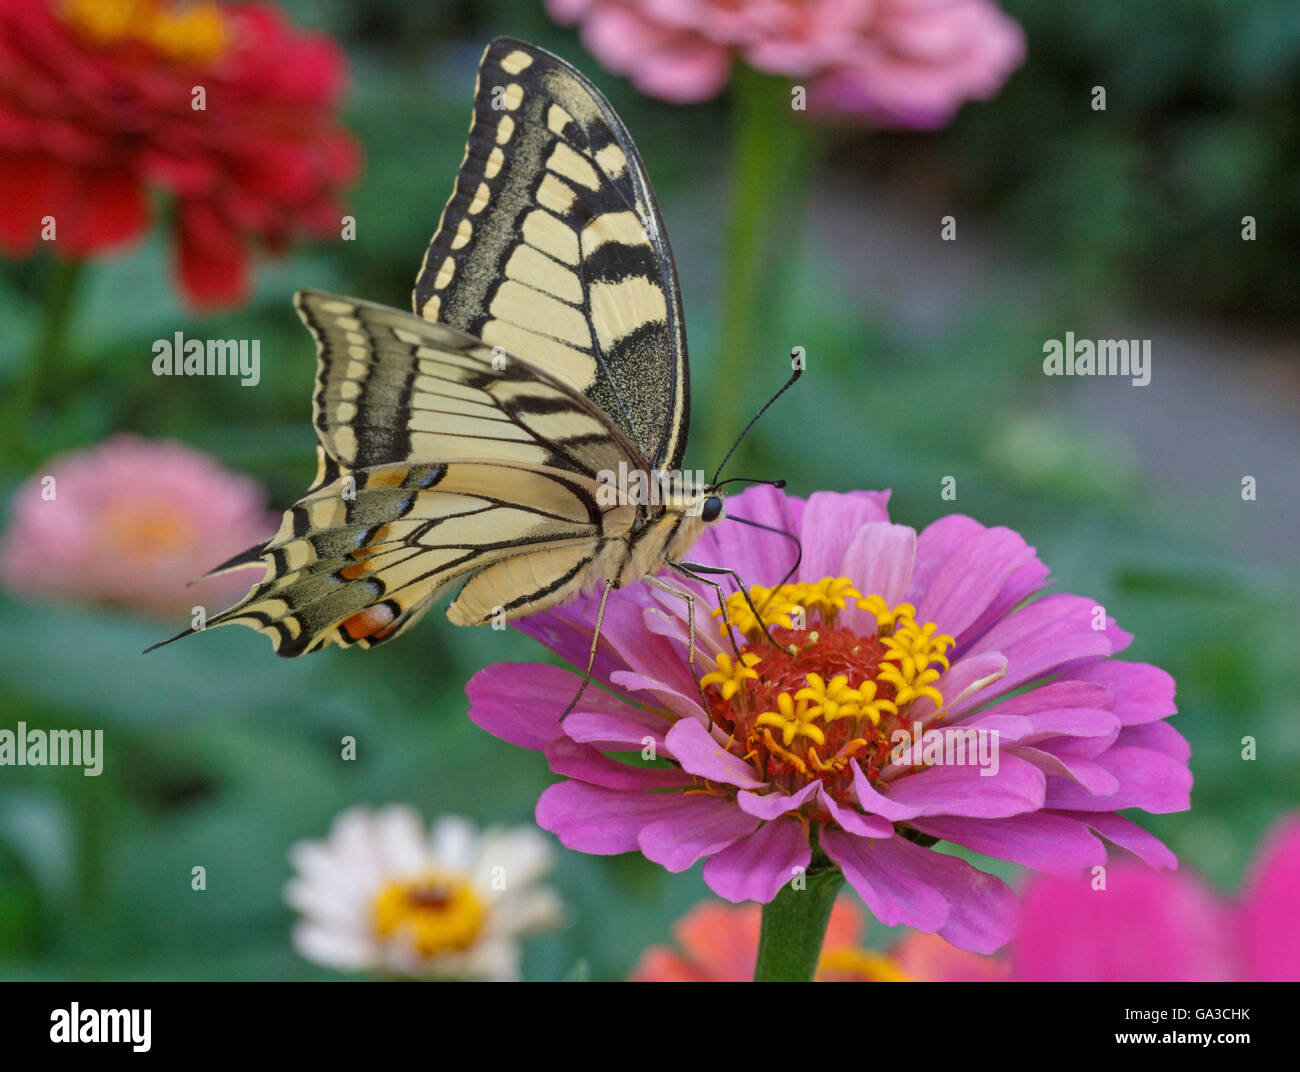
615,491,712,587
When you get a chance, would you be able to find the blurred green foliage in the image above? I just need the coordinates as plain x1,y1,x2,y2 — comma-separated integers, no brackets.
873,0,1300,322
0,0,1295,980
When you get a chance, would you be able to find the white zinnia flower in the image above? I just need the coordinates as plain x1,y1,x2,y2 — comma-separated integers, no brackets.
285,805,562,980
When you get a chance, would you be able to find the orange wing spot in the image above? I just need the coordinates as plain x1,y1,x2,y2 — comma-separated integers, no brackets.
348,524,395,561
367,468,409,488
339,561,371,580
340,604,396,641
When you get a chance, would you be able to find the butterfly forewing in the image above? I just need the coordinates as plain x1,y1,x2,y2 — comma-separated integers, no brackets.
413,37,690,471
298,289,640,479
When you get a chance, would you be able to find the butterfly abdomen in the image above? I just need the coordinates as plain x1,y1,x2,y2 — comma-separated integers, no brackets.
443,498,706,628
619,507,707,585
444,538,618,626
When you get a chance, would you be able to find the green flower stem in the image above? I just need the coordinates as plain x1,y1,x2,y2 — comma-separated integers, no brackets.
753,863,846,981
707,69,817,471
5,257,86,465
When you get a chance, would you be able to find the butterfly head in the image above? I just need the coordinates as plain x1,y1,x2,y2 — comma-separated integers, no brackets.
653,471,725,523
670,477,789,526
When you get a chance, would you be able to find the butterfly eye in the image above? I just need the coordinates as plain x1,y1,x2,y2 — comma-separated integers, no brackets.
701,496,723,523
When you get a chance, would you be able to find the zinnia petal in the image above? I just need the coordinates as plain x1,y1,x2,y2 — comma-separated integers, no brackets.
702,819,812,904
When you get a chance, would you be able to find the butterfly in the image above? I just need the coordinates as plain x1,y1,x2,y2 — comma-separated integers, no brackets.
148,37,798,708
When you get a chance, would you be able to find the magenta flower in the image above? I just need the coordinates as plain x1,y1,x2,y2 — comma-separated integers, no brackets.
1012,813,1300,981
0,433,276,618
546,0,1026,128
468,488,1191,953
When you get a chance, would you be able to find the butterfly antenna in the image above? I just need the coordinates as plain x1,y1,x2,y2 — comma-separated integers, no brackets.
712,477,786,491
709,364,803,486
724,513,803,592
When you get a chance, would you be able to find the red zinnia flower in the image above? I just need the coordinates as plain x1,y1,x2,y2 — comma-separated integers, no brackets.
0,0,360,307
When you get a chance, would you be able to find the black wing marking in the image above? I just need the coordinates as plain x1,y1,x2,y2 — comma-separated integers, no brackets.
412,36,690,471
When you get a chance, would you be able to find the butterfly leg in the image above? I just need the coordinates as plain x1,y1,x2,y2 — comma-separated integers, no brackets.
560,578,616,721
677,561,796,657
647,573,712,726
668,562,743,662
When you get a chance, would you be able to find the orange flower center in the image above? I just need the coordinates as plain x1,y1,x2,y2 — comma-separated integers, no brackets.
60,0,230,65
100,502,197,563
371,873,486,958
817,946,912,982
700,578,953,808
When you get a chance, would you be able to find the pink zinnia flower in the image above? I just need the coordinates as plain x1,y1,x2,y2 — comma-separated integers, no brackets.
547,0,1026,128
0,434,276,618
1012,813,1300,981
631,896,1005,980
469,487,1191,954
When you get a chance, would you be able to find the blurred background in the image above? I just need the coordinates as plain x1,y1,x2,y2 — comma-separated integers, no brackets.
0,0,1296,980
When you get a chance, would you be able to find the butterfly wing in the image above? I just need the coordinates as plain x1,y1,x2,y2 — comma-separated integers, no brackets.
298,289,642,477
150,29,701,659
190,459,628,654
412,36,690,472
147,291,642,655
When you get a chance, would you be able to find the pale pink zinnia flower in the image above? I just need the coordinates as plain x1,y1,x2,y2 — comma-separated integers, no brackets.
631,896,1005,980
0,434,275,618
1012,812,1300,981
547,0,1026,127
469,487,1191,954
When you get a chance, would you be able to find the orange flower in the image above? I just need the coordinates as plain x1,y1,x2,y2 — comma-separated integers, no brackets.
629,897,1007,981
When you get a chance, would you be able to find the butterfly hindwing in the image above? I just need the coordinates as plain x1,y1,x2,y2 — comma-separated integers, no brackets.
195,460,630,655
147,287,657,656
412,36,689,471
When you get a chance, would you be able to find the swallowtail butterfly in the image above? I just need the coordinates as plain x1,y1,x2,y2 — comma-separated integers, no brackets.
149,38,798,705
